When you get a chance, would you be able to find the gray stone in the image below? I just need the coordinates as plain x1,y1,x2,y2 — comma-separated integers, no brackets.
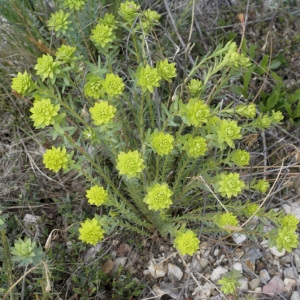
291,291,300,300
160,281,181,299
259,269,271,284
233,262,243,273
249,277,260,290
238,277,249,291
294,249,300,272
243,248,262,262
232,232,247,244
269,246,286,257
280,255,291,266
210,266,228,281
168,263,183,281
284,266,296,279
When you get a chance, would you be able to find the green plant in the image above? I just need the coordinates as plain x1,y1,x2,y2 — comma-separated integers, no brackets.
10,0,296,260
218,269,242,296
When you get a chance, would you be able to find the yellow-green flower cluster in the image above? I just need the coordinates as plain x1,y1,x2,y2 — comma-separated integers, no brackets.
235,104,256,119
116,150,145,179
143,183,173,210
84,75,103,99
78,218,105,245
244,202,260,218
56,45,77,63
34,54,61,82
63,0,85,10
216,119,242,148
11,71,35,96
99,13,118,29
141,9,160,31
271,110,284,123
218,270,242,295
30,98,60,128
187,79,203,96
221,41,251,68
174,230,200,256
102,73,125,97
182,98,210,127
43,146,72,172
86,186,108,207
156,59,177,82
230,149,250,166
256,114,272,129
276,227,298,252
182,135,207,158
47,10,71,36
89,101,116,125
279,214,299,231
118,1,140,24
218,173,245,198
217,212,239,232
150,131,174,156
136,65,161,93
252,179,269,193
90,23,115,49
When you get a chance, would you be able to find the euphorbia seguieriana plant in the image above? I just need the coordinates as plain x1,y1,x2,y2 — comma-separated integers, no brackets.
11,0,297,255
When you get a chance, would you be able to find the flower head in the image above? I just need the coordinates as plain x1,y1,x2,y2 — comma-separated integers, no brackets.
99,13,118,29
86,186,108,207
11,71,35,96
90,23,115,48
116,150,145,179
143,183,173,210
141,9,160,31
150,131,174,156
252,179,269,193
156,59,177,82
271,110,284,123
136,65,161,93
34,54,60,82
182,98,210,127
182,135,207,158
102,73,125,97
236,104,256,119
63,0,85,10
218,270,242,295
218,173,245,198
78,218,105,245
256,114,272,129
47,10,71,36
230,149,250,166
84,74,103,99
216,119,242,148
244,203,260,218
217,212,239,232
56,45,77,63
118,1,140,23
89,101,116,125
30,98,60,128
187,79,203,96
279,214,299,231
43,146,72,172
174,230,200,256
276,227,298,252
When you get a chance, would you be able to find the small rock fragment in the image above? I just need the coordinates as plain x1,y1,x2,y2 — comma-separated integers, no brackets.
269,246,286,257
200,241,211,257
291,291,300,300
168,263,183,281
283,277,296,292
233,262,243,273
238,277,249,291
249,277,260,290
210,266,228,281
148,259,167,278
262,275,284,295
259,269,271,284
243,248,262,261
160,281,181,299
232,232,247,244
283,266,296,279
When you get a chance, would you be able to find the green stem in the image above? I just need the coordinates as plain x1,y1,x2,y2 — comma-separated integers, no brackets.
146,93,155,128
155,155,160,182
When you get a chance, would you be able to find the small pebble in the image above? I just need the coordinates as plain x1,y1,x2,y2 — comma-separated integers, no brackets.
283,277,296,292
291,291,300,300
232,232,247,244
249,277,260,290
210,266,228,281
233,262,243,273
269,246,286,257
168,263,183,281
283,266,296,279
238,277,249,291
259,269,271,283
